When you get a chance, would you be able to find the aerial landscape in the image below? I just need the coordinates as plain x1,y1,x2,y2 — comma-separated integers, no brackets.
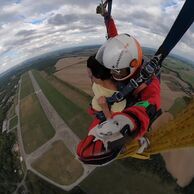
1,0,194,194
1,46,194,194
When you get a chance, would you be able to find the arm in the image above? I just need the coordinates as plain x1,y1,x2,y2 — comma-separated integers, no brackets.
76,78,160,165
104,16,118,38
113,77,161,139
96,2,118,38
97,96,112,119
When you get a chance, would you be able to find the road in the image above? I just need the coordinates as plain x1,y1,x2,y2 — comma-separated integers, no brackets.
15,71,95,192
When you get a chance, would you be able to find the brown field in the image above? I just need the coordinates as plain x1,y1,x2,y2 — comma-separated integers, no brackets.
161,73,189,88
55,56,88,71
54,57,92,96
162,148,194,187
152,112,173,130
32,140,84,185
165,81,182,92
160,81,177,111
160,80,187,111
54,58,188,112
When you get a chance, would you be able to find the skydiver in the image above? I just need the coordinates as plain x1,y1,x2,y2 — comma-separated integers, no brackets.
77,2,161,165
87,55,126,120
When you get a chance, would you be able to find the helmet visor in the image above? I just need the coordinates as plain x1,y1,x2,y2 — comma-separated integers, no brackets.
111,68,131,80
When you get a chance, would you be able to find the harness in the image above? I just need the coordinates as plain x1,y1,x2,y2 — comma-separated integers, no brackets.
106,55,162,105
95,55,163,126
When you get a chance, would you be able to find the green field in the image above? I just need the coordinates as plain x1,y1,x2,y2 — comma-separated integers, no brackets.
80,157,179,194
32,70,92,139
9,116,18,129
20,94,55,154
32,141,84,185
7,104,15,119
180,71,194,88
164,58,192,71
25,171,88,194
50,75,91,111
164,58,194,88
20,73,34,99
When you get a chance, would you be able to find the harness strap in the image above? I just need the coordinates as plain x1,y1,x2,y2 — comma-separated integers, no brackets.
122,111,141,138
146,105,162,129
107,54,162,105
107,0,112,16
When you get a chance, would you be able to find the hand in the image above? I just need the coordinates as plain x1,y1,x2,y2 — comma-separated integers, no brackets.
97,96,108,108
96,3,108,16
97,96,112,119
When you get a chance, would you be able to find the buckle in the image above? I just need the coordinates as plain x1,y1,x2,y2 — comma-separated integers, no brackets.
145,64,155,74
130,79,139,88
114,92,124,102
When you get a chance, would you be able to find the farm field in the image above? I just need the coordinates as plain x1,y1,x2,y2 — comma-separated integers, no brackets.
32,140,84,185
20,93,55,154
32,70,92,139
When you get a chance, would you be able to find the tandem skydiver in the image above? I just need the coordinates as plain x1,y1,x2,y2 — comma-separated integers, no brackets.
77,0,161,165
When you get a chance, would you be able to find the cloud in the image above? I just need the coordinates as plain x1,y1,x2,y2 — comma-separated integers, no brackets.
48,14,79,25
0,0,194,74
15,29,37,37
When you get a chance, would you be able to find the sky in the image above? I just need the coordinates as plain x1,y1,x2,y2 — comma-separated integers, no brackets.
0,0,194,74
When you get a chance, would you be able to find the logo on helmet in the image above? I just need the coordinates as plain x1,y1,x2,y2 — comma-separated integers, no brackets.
116,50,124,68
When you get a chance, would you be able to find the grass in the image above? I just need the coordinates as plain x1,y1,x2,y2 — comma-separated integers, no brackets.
7,104,15,118
41,72,91,111
20,94,55,154
25,171,70,194
164,58,194,88
7,88,19,119
32,140,84,185
9,116,18,129
20,72,34,99
32,70,92,139
52,75,92,110
180,72,194,88
169,97,188,117
80,159,179,194
164,58,193,71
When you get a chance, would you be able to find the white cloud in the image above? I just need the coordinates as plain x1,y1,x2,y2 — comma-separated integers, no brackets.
0,0,194,74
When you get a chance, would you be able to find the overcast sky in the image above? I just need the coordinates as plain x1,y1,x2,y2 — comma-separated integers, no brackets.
0,0,194,74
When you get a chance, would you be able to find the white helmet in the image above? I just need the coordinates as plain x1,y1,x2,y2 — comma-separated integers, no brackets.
96,34,143,81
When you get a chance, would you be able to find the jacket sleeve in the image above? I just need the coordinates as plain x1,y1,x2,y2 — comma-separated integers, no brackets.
120,76,161,139
104,16,118,38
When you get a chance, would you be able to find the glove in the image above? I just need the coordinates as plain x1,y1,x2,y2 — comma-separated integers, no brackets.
96,3,107,16
77,113,137,165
